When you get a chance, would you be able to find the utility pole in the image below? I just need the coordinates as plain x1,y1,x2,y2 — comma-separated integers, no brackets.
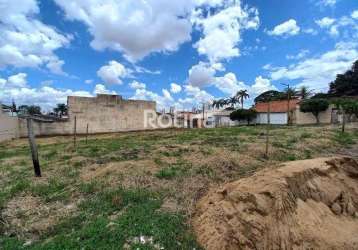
281,83,291,125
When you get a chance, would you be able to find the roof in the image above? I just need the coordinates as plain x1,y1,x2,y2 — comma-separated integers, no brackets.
254,99,300,113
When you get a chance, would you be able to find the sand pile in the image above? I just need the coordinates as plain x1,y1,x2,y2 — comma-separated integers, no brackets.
193,157,358,250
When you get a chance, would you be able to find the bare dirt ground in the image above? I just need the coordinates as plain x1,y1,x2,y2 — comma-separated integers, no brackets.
193,157,358,250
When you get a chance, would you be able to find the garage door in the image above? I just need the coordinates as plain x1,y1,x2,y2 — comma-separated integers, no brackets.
257,113,287,125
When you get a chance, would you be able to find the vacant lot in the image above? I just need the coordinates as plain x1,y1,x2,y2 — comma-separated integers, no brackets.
0,125,357,249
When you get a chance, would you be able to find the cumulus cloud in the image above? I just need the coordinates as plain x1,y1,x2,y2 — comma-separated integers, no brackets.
316,15,357,37
352,10,358,19
0,0,71,74
188,62,216,87
0,85,92,111
131,82,175,110
315,17,335,28
97,60,129,84
54,0,193,62
251,76,276,94
214,73,247,95
269,42,358,90
54,0,259,63
93,84,117,95
129,81,146,90
192,1,259,62
170,83,182,93
3,73,28,88
267,19,300,37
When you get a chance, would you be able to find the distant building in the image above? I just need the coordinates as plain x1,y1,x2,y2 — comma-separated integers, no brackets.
0,94,157,141
254,99,300,125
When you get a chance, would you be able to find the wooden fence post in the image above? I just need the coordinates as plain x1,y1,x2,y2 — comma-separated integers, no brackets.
26,118,41,177
265,101,271,159
86,123,89,144
73,116,77,149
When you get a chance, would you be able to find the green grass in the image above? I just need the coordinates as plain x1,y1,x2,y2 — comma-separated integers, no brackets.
0,125,357,249
333,131,356,146
0,188,201,250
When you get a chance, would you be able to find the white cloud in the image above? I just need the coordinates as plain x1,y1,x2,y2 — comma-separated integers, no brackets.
315,17,335,28
352,10,358,19
188,62,216,87
54,0,193,62
93,84,117,95
193,2,259,62
85,79,93,84
0,85,92,111
251,76,276,95
182,85,214,104
269,42,358,90
131,83,175,110
170,83,182,93
316,15,357,37
316,0,338,7
286,49,310,60
97,60,128,84
267,19,300,37
214,72,247,95
0,0,71,74
129,81,146,90
6,73,28,88
162,89,173,101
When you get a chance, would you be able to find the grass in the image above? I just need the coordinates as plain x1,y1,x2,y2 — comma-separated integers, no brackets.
0,125,357,249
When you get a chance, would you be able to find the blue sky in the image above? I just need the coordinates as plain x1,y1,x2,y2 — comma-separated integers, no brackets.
0,0,357,111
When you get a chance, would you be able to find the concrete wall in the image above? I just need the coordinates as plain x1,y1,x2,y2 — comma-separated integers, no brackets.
18,94,157,137
294,104,334,125
0,110,19,142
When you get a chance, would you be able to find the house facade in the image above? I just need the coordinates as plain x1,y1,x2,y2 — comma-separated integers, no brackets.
254,100,300,125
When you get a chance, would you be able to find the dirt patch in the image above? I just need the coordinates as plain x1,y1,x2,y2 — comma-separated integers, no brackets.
81,160,159,181
193,157,358,250
2,195,78,240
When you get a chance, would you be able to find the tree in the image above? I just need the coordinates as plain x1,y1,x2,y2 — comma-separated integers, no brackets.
18,105,41,115
235,90,250,109
300,99,329,124
53,103,68,118
329,60,358,97
333,98,358,132
212,99,227,109
254,90,286,103
284,87,297,100
230,109,257,125
11,100,17,114
298,86,312,99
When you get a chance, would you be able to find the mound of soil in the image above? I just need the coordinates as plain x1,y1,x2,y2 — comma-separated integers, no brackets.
193,157,358,250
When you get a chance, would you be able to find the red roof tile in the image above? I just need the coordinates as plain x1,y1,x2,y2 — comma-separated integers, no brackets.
254,99,300,113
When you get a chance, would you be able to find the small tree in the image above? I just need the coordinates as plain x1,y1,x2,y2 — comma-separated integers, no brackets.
230,109,257,125
53,103,68,118
333,99,358,132
300,99,329,124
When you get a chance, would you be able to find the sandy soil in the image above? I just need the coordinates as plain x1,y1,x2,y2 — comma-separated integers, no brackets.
193,157,358,250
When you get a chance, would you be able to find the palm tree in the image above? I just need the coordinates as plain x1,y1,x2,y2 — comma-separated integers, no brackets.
235,90,250,109
212,99,226,109
284,87,297,100
298,86,312,99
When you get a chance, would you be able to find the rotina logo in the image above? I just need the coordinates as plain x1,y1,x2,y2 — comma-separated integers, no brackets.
143,110,212,129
